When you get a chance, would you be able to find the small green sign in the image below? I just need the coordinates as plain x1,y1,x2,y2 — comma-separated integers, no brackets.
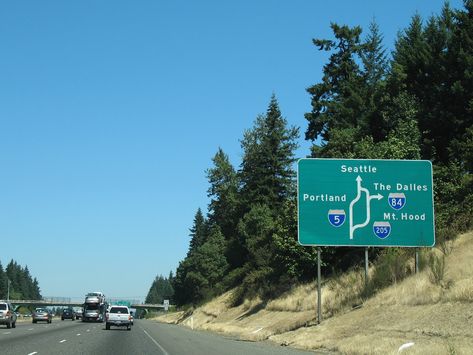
114,300,131,307
298,159,435,247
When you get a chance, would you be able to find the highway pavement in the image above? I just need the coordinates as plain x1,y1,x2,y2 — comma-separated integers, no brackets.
0,318,317,354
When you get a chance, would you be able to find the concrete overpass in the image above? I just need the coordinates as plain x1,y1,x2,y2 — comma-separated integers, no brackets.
131,303,168,311
9,299,170,311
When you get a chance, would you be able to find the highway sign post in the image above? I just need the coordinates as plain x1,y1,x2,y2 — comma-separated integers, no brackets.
298,159,435,247
298,158,435,324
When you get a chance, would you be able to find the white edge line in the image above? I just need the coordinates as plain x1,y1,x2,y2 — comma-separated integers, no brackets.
141,328,169,355
27,352,38,355
60,339,67,343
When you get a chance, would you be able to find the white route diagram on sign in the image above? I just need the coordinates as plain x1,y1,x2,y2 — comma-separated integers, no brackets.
349,176,383,239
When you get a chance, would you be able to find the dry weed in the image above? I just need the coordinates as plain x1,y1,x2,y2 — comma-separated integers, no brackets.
323,269,365,316
445,279,473,302
266,283,315,312
370,274,442,306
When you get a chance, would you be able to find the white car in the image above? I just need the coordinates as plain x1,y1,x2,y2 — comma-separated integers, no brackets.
0,302,17,329
105,306,132,330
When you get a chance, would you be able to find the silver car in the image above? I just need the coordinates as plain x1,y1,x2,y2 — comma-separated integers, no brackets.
0,302,17,328
32,308,52,324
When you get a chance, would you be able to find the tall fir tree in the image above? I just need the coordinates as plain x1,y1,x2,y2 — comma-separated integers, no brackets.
187,208,208,257
236,95,300,299
173,226,228,305
145,275,174,304
206,148,242,268
0,262,6,298
305,23,365,157
239,94,299,214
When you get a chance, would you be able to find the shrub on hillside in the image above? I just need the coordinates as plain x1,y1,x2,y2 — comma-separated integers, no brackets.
428,253,446,286
364,248,413,297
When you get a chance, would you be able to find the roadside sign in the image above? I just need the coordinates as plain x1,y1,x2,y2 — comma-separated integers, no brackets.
114,300,131,307
298,159,435,247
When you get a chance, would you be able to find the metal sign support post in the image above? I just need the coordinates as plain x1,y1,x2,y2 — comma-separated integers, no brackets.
415,248,419,274
317,248,322,324
365,248,369,287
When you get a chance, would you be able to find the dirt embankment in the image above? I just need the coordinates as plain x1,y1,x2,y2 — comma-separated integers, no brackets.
156,231,473,354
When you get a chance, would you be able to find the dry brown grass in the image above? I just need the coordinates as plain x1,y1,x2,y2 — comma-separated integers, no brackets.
155,231,473,354
266,283,315,312
266,268,366,317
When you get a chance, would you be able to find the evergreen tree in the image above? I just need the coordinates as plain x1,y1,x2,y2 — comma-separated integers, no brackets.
187,208,208,257
192,226,228,296
273,198,319,281
32,278,41,300
445,1,473,168
360,21,389,141
172,258,192,306
2,259,41,300
239,94,299,213
237,204,275,271
145,275,174,304
232,94,300,300
0,262,6,299
206,148,242,268
305,23,365,155
173,209,208,305
173,226,228,305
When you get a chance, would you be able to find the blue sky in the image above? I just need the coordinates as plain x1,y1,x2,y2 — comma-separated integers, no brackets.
0,0,462,301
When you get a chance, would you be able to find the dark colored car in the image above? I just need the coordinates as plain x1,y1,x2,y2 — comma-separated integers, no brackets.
32,308,52,324
61,308,75,321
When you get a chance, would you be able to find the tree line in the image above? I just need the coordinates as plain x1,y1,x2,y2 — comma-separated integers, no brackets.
0,260,42,300
147,1,473,307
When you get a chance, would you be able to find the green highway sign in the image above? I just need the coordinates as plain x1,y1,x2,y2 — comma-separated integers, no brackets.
298,159,435,247
114,300,131,307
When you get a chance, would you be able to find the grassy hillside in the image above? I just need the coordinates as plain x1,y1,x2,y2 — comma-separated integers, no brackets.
156,231,473,354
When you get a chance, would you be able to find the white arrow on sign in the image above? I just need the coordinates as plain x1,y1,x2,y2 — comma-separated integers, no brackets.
349,176,383,239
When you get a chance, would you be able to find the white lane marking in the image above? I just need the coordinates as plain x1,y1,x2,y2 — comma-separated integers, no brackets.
3,332,11,334
86,329,90,332
27,352,38,355
28,328,34,331
77,333,81,336
60,339,67,343
141,328,169,355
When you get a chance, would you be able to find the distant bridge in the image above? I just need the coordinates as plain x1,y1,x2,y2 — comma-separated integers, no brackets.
131,303,168,310
9,299,170,311
10,299,83,308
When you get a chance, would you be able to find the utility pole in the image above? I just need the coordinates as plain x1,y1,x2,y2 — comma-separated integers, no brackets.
7,279,11,301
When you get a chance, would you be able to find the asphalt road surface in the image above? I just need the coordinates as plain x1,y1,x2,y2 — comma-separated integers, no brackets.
0,319,317,354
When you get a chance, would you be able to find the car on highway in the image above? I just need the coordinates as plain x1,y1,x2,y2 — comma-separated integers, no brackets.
0,302,17,328
74,308,83,320
61,308,75,321
105,306,132,330
32,308,52,324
